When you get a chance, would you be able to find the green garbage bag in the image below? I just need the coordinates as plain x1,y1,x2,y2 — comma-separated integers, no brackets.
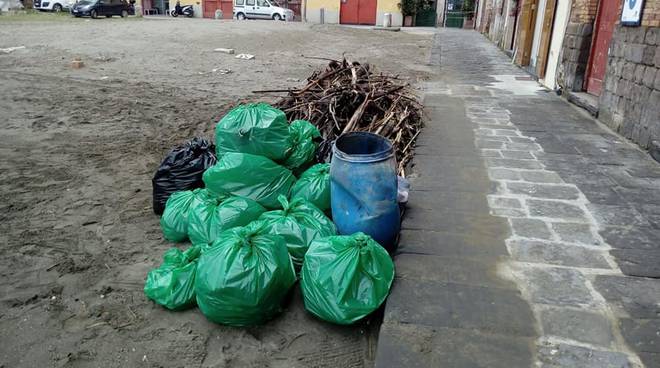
282,120,320,170
160,189,199,242
300,233,395,325
195,221,296,326
187,192,266,246
202,152,296,209
144,245,201,310
259,195,336,267
215,103,291,161
290,163,331,212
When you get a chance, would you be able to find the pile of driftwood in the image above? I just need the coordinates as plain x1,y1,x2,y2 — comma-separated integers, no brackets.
255,58,423,176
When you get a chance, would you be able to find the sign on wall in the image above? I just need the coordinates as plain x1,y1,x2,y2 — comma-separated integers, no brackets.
621,0,644,26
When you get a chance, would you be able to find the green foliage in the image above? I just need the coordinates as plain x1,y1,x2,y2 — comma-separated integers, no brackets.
398,0,432,16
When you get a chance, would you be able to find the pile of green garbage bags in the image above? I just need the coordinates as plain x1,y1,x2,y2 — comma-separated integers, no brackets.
145,103,395,326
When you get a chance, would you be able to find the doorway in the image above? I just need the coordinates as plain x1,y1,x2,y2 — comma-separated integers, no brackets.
515,0,538,66
340,0,377,25
585,0,619,96
444,0,464,27
416,0,437,26
535,0,557,78
203,0,232,18
529,0,547,70
541,0,570,89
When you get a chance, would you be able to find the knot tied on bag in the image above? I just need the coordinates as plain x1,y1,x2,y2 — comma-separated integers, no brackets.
354,233,371,248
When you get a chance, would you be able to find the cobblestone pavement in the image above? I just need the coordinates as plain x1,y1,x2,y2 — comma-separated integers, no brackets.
376,28,660,367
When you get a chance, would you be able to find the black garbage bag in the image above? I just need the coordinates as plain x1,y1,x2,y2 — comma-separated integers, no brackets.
152,138,217,215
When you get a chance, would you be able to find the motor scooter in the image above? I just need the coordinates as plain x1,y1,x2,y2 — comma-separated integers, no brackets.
171,4,193,17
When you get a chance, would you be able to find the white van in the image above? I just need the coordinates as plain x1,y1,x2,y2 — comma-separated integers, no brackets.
233,0,294,21
33,0,75,12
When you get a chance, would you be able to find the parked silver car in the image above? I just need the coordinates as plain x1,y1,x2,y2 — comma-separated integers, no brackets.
233,0,293,21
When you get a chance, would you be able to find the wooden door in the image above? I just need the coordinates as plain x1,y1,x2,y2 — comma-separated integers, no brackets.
357,0,376,24
340,0,359,24
204,0,232,18
515,0,538,66
340,0,376,25
585,0,619,96
535,0,557,78
203,0,219,17
220,0,232,18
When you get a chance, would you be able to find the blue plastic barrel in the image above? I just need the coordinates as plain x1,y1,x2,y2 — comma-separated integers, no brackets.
330,132,400,252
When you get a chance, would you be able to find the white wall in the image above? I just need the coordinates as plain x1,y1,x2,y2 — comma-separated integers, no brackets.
306,8,340,23
540,0,570,90
0,0,23,11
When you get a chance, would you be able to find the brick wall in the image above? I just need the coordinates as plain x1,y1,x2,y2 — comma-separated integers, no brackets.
569,0,598,23
599,26,660,149
642,0,660,27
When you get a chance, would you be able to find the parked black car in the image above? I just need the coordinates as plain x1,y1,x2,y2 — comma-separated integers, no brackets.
71,0,133,18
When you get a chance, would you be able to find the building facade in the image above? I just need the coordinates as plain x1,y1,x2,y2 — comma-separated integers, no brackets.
305,0,403,26
477,0,660,152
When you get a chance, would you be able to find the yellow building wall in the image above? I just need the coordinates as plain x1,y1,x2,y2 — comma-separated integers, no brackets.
305,0,402,26
305,0,340,23
307,0,339,12
376,0,398,13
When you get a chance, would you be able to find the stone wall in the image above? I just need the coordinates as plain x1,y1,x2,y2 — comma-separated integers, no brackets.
599,26,660,149
556,0,599,91
558,21,593,91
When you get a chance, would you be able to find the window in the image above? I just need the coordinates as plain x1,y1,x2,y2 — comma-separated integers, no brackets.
236,0,244,5
257,0,269,6
246,0,254,5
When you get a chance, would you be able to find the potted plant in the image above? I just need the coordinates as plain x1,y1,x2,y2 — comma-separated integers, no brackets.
398,0,417,26
398,0,432,26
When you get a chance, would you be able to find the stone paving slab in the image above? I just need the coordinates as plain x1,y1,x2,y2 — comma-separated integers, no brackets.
619,318,660,353
511,266,598,308
537,341,634,368
393,253,517,289
405,189,492,212
506,239,611,268
539,307,615,347
610,249,660,278
376,323,534,368
402,207,506,235
396,229,509,259
384,278,536,336
592,275,660,318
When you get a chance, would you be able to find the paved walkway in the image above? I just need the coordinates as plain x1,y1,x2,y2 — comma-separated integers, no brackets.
376,29,660,368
